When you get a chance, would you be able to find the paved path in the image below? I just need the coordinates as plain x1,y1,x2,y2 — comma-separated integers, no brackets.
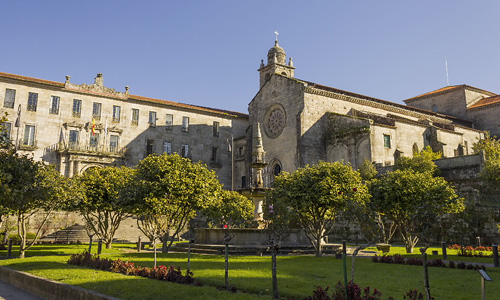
0,280,43,300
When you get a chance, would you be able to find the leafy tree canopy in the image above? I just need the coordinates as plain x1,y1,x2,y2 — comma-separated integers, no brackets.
0,150,73,257
472,135,500,186
131,153,223,252
267,161,370,256
76,166,134,248
205,190,255,228
394,145,441,175
370,169,463,253
358,159,378,181
473,134,500,161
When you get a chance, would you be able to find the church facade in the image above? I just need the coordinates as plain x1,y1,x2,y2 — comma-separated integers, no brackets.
1,40,496,192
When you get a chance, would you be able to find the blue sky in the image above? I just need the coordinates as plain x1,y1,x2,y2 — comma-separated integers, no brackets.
1,1,498,114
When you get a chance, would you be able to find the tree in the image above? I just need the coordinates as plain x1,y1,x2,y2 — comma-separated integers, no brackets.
131,153,222,263
0,113,12,233
204,189,255,289
472,135,500,186
267,161,370,257
370,169,464,253
358,159,378,181
394,145,442,175
76,166,134,249
472,134,500,161
0,151,74,258
0,112,11,149
205,190,255,229
262,195,297,299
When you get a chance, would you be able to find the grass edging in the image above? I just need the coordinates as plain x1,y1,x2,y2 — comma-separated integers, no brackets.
0,265,120,300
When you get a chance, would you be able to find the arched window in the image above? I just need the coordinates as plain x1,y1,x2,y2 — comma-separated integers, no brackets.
412,143,419,156
273,164,281,176
432,104,438,113
268,159,282,185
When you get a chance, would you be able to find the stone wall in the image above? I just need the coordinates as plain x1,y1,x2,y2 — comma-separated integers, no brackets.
194,228,310,245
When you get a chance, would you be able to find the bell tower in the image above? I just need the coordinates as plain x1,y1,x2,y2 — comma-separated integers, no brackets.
258,33,295,88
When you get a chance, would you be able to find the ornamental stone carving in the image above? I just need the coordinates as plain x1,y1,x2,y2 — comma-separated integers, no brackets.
264,104,286,139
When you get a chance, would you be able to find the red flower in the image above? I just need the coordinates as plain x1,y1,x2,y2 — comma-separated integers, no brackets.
353,187,357,192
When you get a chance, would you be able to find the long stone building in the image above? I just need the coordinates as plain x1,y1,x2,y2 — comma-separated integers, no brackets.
1,38,497,193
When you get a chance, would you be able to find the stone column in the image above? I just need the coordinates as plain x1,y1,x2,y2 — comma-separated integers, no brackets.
73,160,80,177
68,158,74,178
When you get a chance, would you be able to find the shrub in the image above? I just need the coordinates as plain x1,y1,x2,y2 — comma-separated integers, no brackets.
329,281,382,300
306,286,330,300
393,255,405,264
371,254,485,270
427,259,446,268
403,289,434,300
68,252,194,285
67,251,113,270
405,258,423,266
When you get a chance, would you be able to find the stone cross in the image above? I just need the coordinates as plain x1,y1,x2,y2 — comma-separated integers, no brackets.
274,30,279,42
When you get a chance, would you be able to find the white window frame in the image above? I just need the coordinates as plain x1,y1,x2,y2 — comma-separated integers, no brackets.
23,124,36,146
49,96,60,115
163,141,172,154
182,116,189,132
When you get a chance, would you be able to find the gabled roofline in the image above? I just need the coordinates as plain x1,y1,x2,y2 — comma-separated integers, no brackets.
404,84,496,103
297,77,473,126
0,71,248,119
468,95,500,111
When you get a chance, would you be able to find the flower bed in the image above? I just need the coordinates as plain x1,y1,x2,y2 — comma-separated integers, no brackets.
448,244,497,257
68,251,195,285
304,281,432,300
372,254,486,271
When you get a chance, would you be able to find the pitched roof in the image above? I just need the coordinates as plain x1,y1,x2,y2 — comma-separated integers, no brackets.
468,95,500,110
404,85,496,103
404,85,462,102
297,78,473,126
0,71,248,118
0,71,64,88
129,94,248,118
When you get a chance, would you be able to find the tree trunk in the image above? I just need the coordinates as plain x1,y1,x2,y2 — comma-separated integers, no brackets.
402,231,418,254
272,244,279,299
153,240,158,269
19,215,26,259
161,232,169,253
315,234,323,257
106,241,112,249
351,247,361,282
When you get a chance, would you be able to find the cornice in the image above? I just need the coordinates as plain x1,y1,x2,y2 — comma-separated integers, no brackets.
304,86,453,125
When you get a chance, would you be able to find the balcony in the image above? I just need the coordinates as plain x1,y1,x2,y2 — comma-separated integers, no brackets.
56,142,126,157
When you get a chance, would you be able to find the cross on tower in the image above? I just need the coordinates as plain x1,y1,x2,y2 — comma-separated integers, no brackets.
274,30,279,42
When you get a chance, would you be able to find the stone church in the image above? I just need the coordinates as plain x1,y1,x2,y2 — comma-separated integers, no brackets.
1,38,497,193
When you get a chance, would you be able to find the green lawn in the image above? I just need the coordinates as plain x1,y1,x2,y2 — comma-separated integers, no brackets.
1,244,499,299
